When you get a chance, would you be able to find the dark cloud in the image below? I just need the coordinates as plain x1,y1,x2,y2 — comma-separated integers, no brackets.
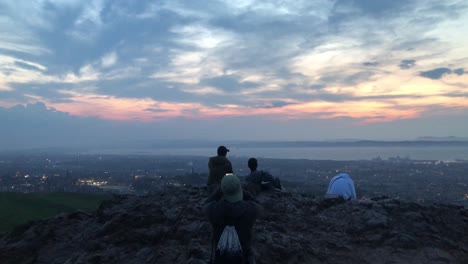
421,2,468,19
0,90,29,103
399,60,416,69
344,71,375,85
144,108,169,113
9,82,77,103
319,71,375,86
199,75,258,92
356,94,426,101
93,78,195,101
363,62,379,67
441,92,468,97
392,38,439,51
259,101,294,109
332,0,414,17
419,68,452,79
11,1,193,76
454,68,465,75
308,84,327,90
419,67,466,79
85,77,249,107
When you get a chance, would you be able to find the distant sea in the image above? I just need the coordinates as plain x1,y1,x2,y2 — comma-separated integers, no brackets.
85,146,468,161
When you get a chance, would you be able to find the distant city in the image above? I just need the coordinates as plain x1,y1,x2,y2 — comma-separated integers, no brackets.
0,152,467,208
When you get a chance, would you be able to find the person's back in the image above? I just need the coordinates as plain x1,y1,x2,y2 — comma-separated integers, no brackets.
326,172,357,201
205,175,259,264
205,199,259,263
245,158,283,194
207,146,233,187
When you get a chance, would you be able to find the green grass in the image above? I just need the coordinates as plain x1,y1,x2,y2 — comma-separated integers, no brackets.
0,192,113,232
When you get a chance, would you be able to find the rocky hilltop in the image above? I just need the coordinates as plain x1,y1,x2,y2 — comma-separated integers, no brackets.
0,187,467,264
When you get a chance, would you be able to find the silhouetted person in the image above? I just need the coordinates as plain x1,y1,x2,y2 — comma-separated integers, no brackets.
325,172,357,201
245,158,283,195
205,175,259,264
207,146,233,193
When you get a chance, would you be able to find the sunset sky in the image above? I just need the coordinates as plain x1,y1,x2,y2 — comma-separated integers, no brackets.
1,0,468,148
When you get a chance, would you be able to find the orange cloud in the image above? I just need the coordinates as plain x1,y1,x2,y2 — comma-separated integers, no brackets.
19,84,468,124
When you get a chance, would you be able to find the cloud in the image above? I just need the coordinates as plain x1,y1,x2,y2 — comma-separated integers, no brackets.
1,0,468,142
258,101,294,109
454,68,465,75
199,74,258,92
419,67,466,79
363,62,379,67
144,108,169,113
333,0,412,17
101,52,118,68
318,71,376,86
399,59,416,69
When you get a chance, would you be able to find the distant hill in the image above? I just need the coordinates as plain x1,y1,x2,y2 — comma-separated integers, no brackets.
115,139,468,149
0,187,467,264
213,140,468,148
417,136,468,141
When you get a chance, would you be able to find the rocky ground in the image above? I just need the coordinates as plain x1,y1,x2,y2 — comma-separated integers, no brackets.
0,186,467,264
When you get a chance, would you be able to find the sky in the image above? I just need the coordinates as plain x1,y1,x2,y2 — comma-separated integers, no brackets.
1,0,468,149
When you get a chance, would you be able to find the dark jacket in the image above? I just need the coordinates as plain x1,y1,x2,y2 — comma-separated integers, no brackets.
245,170,279,194
245,171,273,186
205,200,260,263
208,156,233,186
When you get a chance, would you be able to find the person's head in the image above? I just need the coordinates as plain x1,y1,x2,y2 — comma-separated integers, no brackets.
217,145,229,156
248,158,258,172
221,174,243,203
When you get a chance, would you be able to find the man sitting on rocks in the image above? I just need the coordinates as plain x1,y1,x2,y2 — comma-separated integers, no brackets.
245,158,284,195
205,174,260,264
325,172,357,201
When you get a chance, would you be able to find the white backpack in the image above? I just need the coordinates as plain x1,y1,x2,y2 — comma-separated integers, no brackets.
216,225,243,257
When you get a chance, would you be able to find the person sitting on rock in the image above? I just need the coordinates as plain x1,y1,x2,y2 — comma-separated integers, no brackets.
325,172,357,201
207,146,233,194
245,158,284,195
205,174,260,264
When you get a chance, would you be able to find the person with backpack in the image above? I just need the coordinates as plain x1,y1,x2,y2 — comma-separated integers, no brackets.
245,158,283,195
205,174,260,264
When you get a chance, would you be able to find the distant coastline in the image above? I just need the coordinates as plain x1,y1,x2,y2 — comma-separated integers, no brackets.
2,140,468,161
209,140,468,148
124,139,468,149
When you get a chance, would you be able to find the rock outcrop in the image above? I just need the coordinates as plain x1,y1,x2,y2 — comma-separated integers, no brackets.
1,187,467,264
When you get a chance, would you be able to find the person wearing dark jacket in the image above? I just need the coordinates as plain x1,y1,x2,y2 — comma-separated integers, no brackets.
207,146,233,191
245,158,283,195
205,175,260,264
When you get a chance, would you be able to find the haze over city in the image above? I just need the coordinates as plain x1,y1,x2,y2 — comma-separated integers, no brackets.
1,0,468,149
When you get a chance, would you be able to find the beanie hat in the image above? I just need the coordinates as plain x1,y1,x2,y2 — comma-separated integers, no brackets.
221,174,243,203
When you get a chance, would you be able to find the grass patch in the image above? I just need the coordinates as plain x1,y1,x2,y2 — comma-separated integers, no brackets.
0,192,112,232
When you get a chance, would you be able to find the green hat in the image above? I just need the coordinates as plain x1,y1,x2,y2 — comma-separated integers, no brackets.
221,174,243,203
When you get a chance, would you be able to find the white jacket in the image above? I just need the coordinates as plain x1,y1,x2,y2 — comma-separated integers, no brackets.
326,173,357,201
